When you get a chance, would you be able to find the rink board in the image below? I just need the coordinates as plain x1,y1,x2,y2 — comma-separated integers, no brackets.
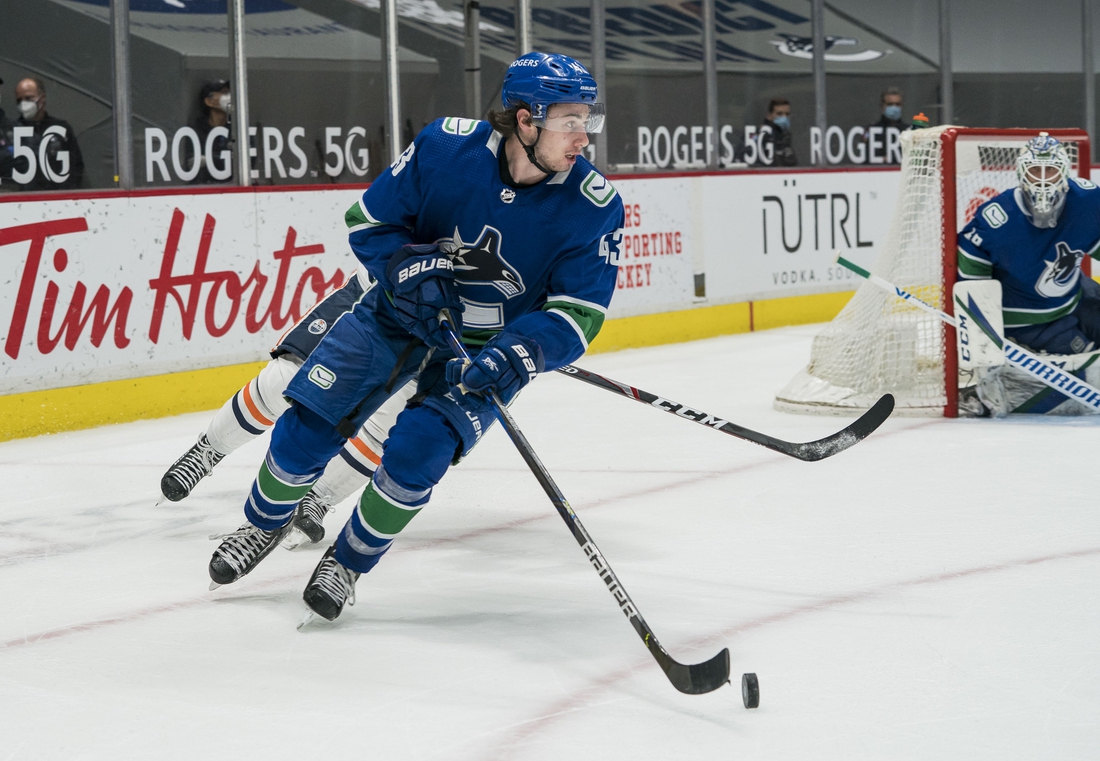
0,168,897,439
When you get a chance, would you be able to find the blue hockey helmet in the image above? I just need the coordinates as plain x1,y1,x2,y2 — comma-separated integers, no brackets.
501,52,605,133
1017,132,1071,228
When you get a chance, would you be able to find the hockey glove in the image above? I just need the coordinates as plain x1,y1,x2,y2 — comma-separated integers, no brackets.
385,243,462,349
446,334,544,404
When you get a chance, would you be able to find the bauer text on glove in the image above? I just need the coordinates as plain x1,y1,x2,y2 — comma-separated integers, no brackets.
385,243,463,349
446,334,545,403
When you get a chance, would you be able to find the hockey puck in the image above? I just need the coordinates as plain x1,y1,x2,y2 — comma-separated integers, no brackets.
741,673,759,709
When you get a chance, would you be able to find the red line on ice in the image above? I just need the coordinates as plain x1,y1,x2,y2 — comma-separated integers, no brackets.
483,544,1100,761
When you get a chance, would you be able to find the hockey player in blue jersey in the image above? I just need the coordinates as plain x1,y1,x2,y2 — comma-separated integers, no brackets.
958,132,1100,355
206,52,625,623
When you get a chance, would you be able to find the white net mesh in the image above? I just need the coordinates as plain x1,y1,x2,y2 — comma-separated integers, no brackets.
775,128,1084,416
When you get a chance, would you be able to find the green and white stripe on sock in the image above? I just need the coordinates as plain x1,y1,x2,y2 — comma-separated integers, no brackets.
245,455,317,530
334,466,427,573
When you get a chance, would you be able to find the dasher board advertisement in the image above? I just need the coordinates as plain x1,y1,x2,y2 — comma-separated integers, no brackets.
0,168,899,395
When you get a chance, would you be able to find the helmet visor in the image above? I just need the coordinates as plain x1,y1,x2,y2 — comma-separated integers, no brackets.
533,102,605,134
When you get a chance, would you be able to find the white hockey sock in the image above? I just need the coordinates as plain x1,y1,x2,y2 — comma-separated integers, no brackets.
206,356,298,455
312,430,382,505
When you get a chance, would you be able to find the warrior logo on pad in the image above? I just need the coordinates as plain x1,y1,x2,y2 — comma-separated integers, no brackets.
1035,241,1084,298
450,225,526,298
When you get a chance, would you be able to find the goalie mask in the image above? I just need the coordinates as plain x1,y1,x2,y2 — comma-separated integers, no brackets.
1017,132,1070,228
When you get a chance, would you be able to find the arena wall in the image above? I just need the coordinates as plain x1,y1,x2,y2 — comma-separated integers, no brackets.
0,167,899,440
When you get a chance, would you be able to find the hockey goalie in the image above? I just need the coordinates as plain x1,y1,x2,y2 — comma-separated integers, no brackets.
955,133,1100,415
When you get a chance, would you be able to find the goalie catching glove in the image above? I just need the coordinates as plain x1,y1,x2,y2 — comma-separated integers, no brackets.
385,243,462,349
446,333,544,403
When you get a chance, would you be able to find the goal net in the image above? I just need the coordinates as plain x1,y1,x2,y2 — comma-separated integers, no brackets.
775,127,1090,417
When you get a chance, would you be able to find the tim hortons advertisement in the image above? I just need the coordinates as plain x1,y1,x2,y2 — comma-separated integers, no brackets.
0,190,361,395
0,169,899,396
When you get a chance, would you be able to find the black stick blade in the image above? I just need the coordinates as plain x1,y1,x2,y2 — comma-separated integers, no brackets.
786,393,895,462
662,648,731,695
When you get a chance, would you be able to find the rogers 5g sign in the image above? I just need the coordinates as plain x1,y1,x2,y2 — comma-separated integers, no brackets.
143,125,371,183
11,126,74,184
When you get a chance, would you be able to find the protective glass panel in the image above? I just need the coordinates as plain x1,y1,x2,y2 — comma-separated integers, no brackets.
0,0,113,191
716,0,938,170
114,0,393,187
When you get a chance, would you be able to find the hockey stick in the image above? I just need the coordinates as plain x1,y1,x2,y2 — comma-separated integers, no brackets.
837,254,1100,412
440,315,730,695
555,365,894,462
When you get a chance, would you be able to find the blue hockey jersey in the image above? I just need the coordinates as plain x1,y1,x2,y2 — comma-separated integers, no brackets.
344,117,625,371
957,178,1100,328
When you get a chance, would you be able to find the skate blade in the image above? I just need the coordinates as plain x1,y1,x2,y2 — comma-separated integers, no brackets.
281,528,311,551
209,580,222,591
297,610,320,630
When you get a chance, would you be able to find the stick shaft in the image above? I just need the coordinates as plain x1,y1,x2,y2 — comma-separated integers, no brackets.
438,319,716,690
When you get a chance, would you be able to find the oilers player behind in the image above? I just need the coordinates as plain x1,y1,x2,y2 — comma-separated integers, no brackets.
158,267,417,550
957,132,1100,355
206,52,625,624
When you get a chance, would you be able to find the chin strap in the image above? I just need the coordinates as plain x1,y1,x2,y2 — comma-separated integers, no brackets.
517,127,554,176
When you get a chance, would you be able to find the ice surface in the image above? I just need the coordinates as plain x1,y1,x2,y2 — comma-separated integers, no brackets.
2,325,1099,760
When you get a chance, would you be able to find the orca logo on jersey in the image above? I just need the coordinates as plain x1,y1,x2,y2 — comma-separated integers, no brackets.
1035,241,1084,298
451,225,526,298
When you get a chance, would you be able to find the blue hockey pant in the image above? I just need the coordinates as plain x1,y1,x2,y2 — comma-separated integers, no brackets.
1007,277,1100,355
242,293,499,575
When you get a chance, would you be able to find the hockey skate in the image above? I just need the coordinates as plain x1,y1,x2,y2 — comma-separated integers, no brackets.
282,491,333,551
299,545,360,627
161,434,225,502
208,520,293,589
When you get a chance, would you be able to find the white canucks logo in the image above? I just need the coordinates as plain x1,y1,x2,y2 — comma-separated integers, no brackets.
770,34,887,62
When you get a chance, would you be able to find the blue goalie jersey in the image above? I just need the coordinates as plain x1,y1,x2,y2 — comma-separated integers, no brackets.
344,117,625,370
957,178,1100,329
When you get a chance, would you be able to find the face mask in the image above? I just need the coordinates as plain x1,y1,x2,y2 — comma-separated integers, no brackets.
884,105,901,120
18,98,39,119
772,115,790,130
217,93,232,111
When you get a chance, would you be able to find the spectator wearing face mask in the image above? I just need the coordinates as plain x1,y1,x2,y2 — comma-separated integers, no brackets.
757,98,797,167
873,87,904,130
0,76,16,189
190,79,234,183
869,87,904,164
12,77,84,191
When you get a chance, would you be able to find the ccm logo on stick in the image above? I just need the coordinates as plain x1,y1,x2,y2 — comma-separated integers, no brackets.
650,397,728,428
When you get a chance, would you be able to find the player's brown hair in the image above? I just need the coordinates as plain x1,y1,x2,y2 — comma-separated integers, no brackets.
486,103,530,138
